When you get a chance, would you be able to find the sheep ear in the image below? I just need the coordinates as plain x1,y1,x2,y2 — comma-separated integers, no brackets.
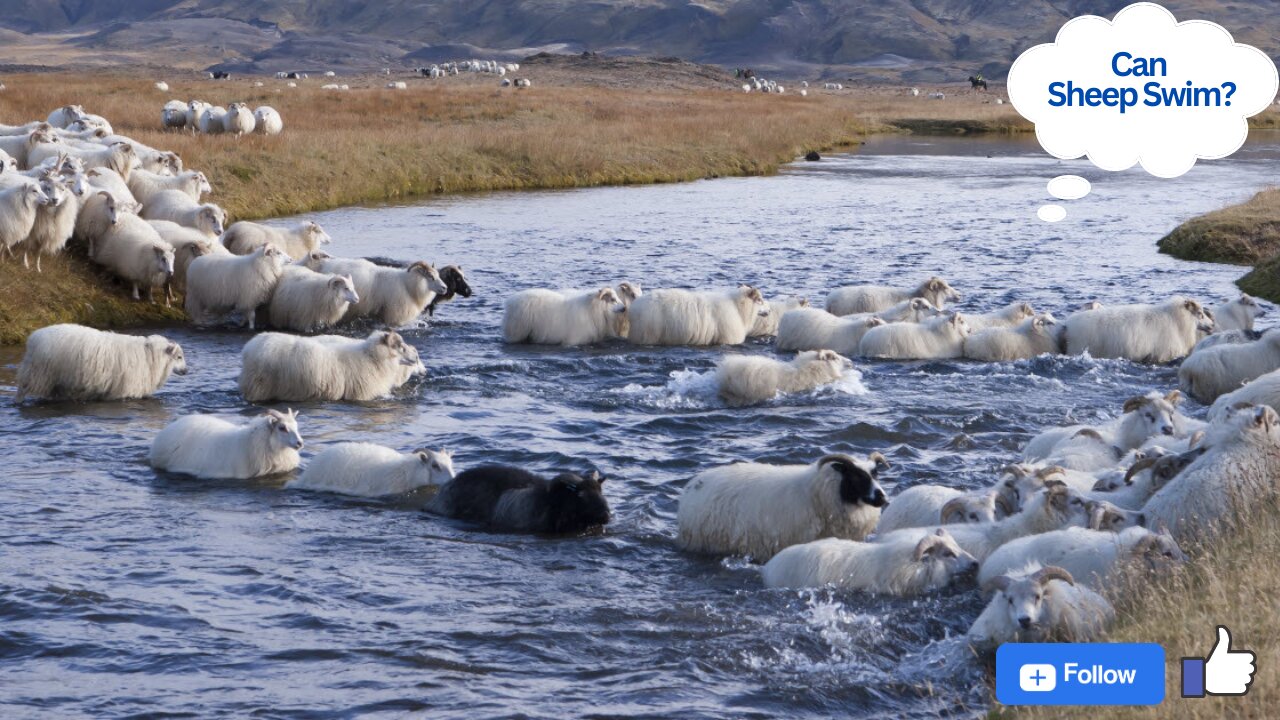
798,298,810,307
1188,430,1206,448
1184,299,1199,312
928,278,943,290
1165,390,1184,406
595,288,614,301
417,451,431,463
991,576,1013,592
1122,396,1147,413
165,342,180,355
1033,566,1075,587
868,452,890,472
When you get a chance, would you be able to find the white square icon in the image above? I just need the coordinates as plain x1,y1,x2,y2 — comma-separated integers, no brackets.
1020,664,1057,692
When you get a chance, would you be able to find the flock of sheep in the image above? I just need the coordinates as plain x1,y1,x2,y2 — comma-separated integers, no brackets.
160,99,283,136
7,100,1279,662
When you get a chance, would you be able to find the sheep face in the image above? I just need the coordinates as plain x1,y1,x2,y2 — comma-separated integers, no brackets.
1038,481,1093,528
1182,298,1215,334
1031,313,1058,335
818,454,888,510
546,471,611,533
922,276,961,306
947,312,971,337
261,246,288,273
408,262,449,295
154,246,176,278
304,221,331,247
443,266,472,298
989,566,1076,634
995,465,1045,513
1132,530,1187,570
330,274,360,305
38,179,67,208
199,205,226,236
803,349,853,375
415,448,455,486
616,281,642,305
940,494,998,524
149,338,188,376
265,409,304,451
1087,500,1145,531
1121,391,1180,440
1235,294,1265,324
195,172,212,196
300,251,331,270
913,528,980,586
24,184,51,209
740,285,768,317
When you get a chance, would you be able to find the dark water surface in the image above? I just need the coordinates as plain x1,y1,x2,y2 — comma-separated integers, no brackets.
2,135,1278,718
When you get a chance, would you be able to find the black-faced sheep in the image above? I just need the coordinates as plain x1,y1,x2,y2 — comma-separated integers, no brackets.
963,313,1061,362
1062,296,1214,363
222,220,331,259
967,565,1114,651
627,286,767,346
776,307,886,355
266,267,360,332
825,276,960,315
761,529,979,596
677,452,889,560
426,265,473,317
16,324,186,402
1178,329,1280,403
289,443,454,497
428,465,611,534
315,257,448,326
979,526,1185,591
239,330,423,402
858,312,971,359
150,409,303,479
185,245,289,328
502,287,628,345
714,349,853,407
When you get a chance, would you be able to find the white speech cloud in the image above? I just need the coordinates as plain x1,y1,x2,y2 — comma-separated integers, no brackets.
1008,2,1278,178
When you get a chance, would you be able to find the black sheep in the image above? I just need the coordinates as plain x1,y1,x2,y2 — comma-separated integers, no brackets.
428,464,611,534
426,265,473,316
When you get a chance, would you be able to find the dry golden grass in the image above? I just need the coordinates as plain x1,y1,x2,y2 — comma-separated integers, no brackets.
996,495,1280,719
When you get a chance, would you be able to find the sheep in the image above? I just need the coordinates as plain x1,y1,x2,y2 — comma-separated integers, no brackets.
979,526,1186,592
428,465,610,534
288,443,454,497
154,229,213,294
90,213,175,303
254,106,284,135
1062,296,1214,363
878,482,1094,561
198,106,227,134
85,167,138,204
714,350,853,407
267,267,360,332
749,296,808,337
776,308,886,355
47,105,86,129
184,245,289,328
1144,404,1280,542
22,176,76,271
16,324,187,402
139,189,226,238
1178,329,1280,403
967,565,1114,650
761,529,980,596
312,257,448,326
97,135,180,175
185,100,210,130
155,81,170,92
858,312,971,360
128,169,211,205
1192,328,1261,353
426,265,473,316
239,330,423,402
861,297,946,324
502,287,628,345
676,452,889,561
0,128,58,169
74,190,131,254
150,409,303,480
1023,390,1191,463
1088,449,1200,510
875,486,1007,534
0,183,49,259
963,302,1036,333
222,220,331,259
1209,368,1280,420
387,81,408,90
627,286,768,346
964,313,1061,362
222,103,256,135
31,141,136,178
1212,294,1264,332
825,276,961,315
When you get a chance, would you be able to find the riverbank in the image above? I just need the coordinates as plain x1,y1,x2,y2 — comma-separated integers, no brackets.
0,72,1031,343
1158,188,1280,303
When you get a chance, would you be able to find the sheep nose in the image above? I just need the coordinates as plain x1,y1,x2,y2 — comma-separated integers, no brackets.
1018,617,1032,629
294,440,305,450
1162,426,1174,435
1136,513,1147,527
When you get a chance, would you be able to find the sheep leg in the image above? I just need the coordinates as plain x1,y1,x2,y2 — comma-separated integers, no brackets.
165,283,174,307
133,283,141,301
22,251,29,269
35,255,42,273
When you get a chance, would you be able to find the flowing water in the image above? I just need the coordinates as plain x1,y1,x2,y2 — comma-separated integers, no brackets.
3,134,1279,718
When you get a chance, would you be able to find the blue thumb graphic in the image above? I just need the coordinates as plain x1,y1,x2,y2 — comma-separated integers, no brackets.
1181,658,1206,698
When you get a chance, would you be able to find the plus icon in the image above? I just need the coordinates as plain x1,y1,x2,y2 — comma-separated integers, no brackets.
1019,664,1057,692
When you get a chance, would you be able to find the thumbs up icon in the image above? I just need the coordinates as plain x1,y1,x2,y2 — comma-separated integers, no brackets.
1182,626,1257,698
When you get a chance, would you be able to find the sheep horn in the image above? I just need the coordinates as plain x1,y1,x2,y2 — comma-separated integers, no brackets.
999,464,1030,478
1032,566,1075,587
1188,430,1206,449
868,452,890,471
992,493,1015,517
1122,396,1147,413
1123,457,1158,484
939,498,967,524
1165,389,1184,405
1035,465,1066,479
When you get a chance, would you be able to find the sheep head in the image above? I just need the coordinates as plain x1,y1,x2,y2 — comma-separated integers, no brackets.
414,448,456,486
162,340,187,375
616,281,642,304
408,261,448,294
329,274,359,305
1087,500,1146,532
990,565,1076,633
912,528,980,583
265,408,304,451
1181,298,1215,334
817,453,887,508
1121,392,1177,439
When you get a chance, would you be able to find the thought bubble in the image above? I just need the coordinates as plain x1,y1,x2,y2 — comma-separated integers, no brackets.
1008,2,1279,178
1047,175,1092,200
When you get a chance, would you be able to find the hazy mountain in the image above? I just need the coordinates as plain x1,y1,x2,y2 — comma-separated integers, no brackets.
0,1,1276,79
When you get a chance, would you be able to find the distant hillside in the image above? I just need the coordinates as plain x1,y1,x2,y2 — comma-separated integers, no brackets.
0,0,1277,80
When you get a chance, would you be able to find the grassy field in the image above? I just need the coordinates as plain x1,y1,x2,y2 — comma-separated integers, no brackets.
1159,188,1280,303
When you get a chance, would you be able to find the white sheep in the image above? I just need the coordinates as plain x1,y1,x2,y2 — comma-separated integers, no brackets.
16,324,186,402
222,103,256,135
749,296,808,337
21,176,75,271
97,135,180,175
155,81,170,92
90,213,175,303
239,330,424,402
1178,329,1280,403
761,529,980,596
387,81,408,90
150,409,303,480
151,219,220,291
676,452,889,561
1144,404,1280,542
128,169,211,205
963,302,1036,333
1087,450,1196,510
826,276,961,315
714,350,853,407
1062,296,1214,363
85,167,138,204
963,313,1060,362
198,106,227,134
875,485,1006,534
254,106,284,135
1192,328,1260,354
1208,368,1280,420
502,287,628,345
162,101,188,129
776,308,886,355
288,443,455,497
0,183,47,258
222,220,331,259
0,128,57,169
979,526,1185,591
139,189,225,238
267,266,360,332
184,245,289,328
1023,390,1191,463
1212,294,1264,332
877,482,1094,561
858,313,971,360
74,189,132,254
967,565,1114,650
47,105,86,129
186,101,210,130
314,257,448,326
32,141,136,178
627,286,767,346
860,297,946,324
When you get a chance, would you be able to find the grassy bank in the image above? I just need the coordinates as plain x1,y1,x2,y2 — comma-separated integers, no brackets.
1158,187,1280,303
996,495,1280,719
